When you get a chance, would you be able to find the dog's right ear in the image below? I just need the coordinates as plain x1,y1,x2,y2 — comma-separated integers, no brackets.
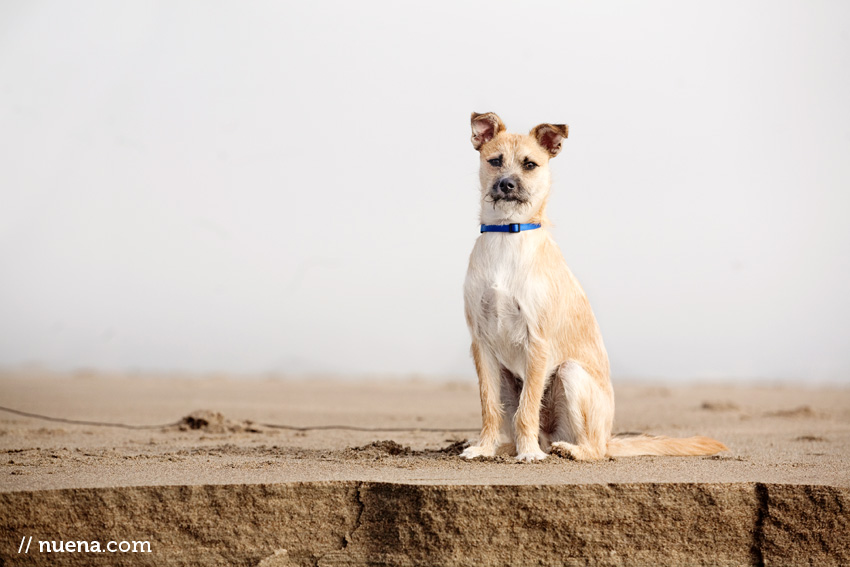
470,112,505,151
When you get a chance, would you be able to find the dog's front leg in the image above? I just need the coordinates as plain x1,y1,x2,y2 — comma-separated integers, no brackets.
461,341,503,459
514,339,549,462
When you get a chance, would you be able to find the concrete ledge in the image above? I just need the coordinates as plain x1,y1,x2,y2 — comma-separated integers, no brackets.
2,482,848,566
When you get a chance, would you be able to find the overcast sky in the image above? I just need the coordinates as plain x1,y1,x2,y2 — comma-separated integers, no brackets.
1,1,848,382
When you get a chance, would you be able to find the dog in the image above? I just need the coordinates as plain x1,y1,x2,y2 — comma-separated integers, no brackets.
461,112,727,462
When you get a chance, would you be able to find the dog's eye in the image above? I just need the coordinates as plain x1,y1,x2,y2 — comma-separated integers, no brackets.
488,158,502,167
523,161,538,171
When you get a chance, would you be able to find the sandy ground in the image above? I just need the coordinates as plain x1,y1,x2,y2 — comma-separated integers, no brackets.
2,371,849,566
1,371,848,491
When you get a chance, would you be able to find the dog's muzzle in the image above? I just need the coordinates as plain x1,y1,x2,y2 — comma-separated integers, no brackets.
491,176,525,203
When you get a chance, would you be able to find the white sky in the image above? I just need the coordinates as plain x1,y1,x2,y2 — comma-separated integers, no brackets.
1,1,848,381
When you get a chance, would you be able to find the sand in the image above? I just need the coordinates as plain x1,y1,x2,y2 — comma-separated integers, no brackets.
1,371,848,565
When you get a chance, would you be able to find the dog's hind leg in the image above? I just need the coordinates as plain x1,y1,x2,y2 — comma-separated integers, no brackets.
549,360,614,461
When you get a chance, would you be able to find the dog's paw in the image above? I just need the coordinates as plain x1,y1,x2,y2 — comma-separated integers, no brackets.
515,449,548,463
550,441,582,460
460,445,497,459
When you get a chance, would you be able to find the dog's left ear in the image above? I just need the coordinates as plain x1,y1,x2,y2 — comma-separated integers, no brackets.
531,123,569,158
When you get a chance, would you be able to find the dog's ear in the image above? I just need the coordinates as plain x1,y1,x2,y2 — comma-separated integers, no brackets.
471,112,505,151
531,123,569,157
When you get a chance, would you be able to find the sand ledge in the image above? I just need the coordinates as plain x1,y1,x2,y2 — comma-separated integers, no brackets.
2,481,848,566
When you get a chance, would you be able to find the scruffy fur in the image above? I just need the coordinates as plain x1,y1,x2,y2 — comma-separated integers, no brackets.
462,112,727,462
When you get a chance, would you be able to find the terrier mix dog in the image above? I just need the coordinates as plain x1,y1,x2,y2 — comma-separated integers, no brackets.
461,112,727,462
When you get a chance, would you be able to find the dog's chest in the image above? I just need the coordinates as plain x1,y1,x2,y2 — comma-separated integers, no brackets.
464,234,547,376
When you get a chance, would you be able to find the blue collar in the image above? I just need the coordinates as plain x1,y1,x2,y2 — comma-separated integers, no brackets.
480,223,541,234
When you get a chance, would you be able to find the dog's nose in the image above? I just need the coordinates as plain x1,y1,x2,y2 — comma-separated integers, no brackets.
499,178,517,192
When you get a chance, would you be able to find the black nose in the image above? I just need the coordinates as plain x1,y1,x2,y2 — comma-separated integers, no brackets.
498,178,516,192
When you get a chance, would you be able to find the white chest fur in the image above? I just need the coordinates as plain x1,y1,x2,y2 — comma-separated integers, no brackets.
463,230,551,379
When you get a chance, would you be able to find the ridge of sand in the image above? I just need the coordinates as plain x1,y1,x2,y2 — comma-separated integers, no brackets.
2,481,848,566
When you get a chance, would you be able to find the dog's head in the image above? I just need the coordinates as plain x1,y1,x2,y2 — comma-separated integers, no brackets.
470,112,568,224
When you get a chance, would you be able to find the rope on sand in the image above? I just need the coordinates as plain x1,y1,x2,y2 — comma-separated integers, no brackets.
0,404,478,432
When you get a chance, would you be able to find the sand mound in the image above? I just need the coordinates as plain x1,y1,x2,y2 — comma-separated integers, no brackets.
342,440,468,461
765,405,819,418
346,440,413,457
178,410,262,434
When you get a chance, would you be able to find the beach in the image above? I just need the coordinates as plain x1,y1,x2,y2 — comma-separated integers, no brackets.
1,371,848,565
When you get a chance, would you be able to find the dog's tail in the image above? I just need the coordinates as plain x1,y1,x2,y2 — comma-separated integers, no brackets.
606,433,727,457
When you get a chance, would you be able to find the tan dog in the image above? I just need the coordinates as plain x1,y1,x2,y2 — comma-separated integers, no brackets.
462,112,727,462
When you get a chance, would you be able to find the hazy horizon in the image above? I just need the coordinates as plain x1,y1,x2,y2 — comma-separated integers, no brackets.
1,1,849,383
